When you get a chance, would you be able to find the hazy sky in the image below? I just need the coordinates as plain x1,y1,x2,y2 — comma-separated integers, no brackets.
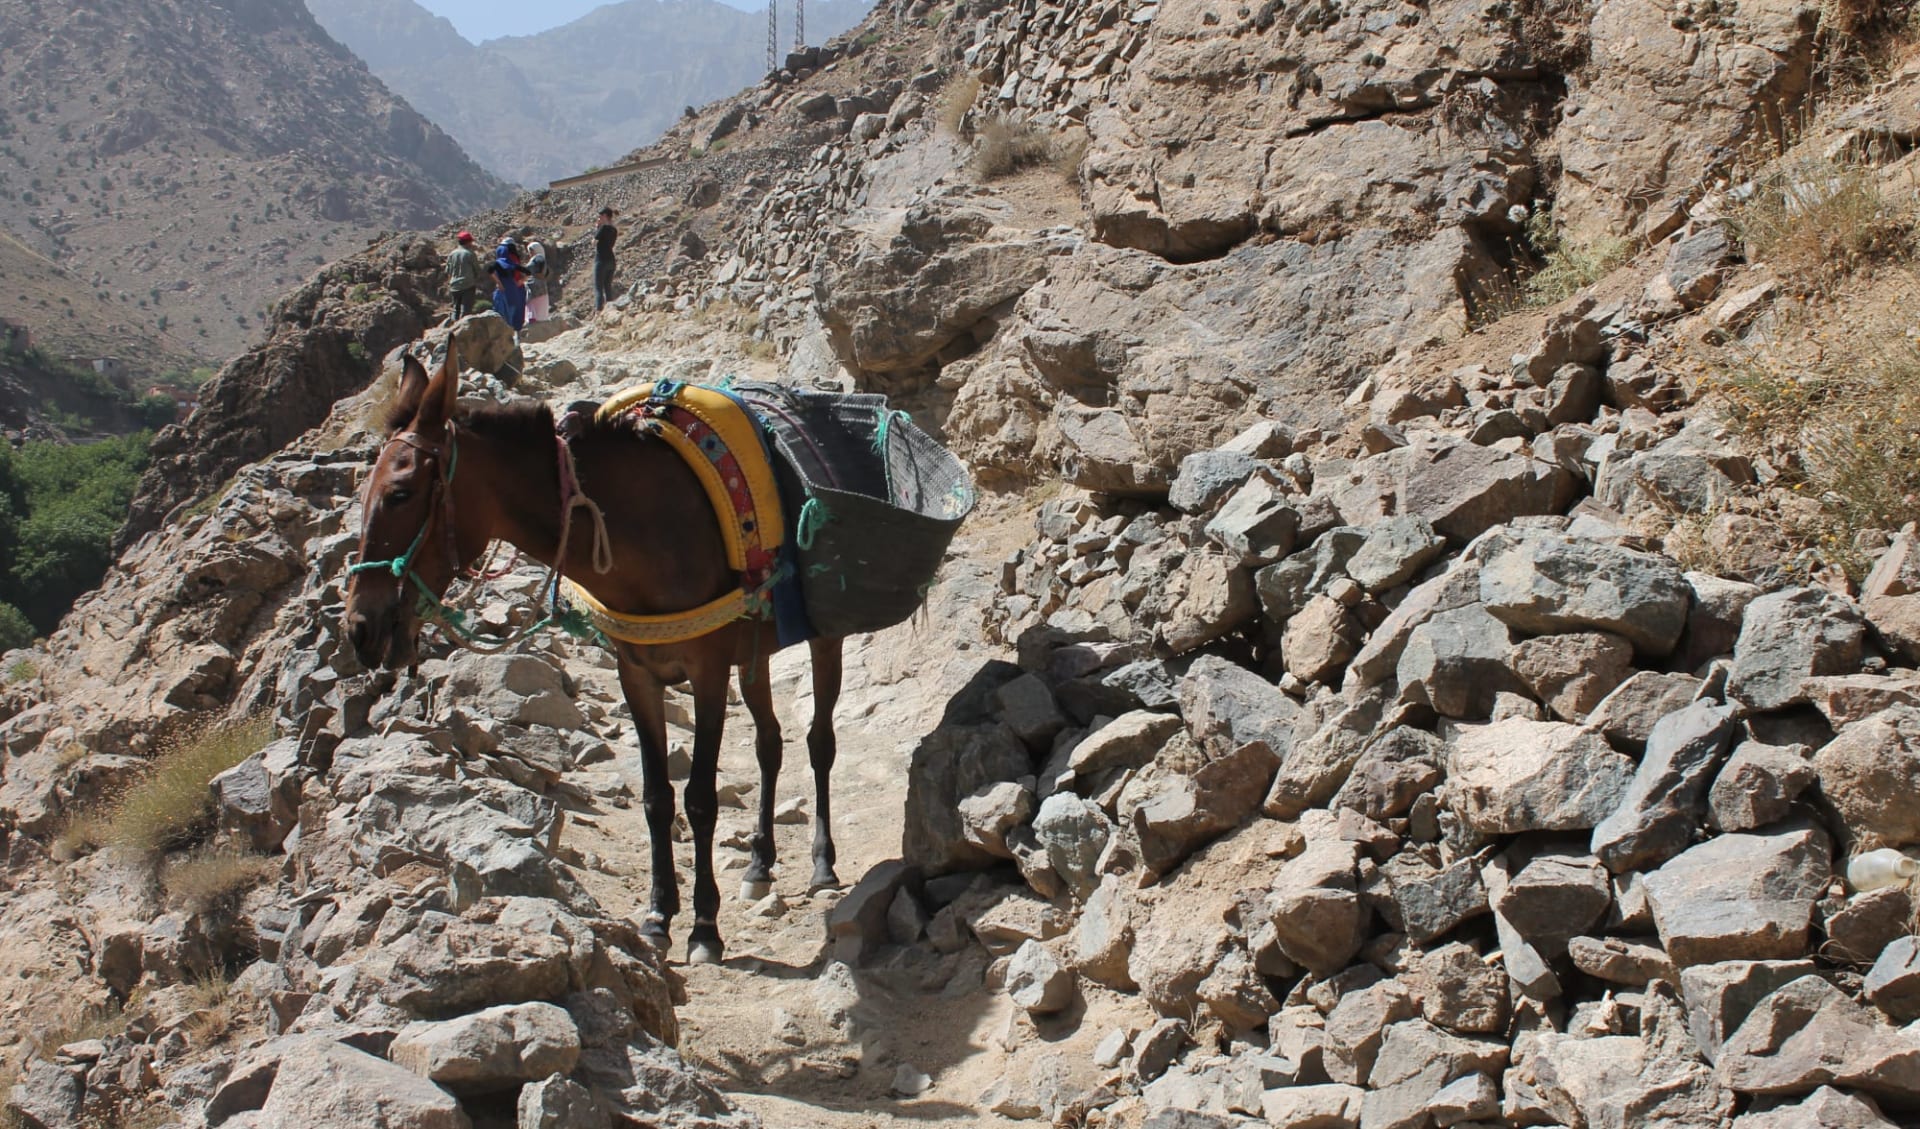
417,0,760,42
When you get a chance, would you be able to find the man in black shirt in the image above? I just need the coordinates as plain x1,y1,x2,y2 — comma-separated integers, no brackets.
594,207,618,311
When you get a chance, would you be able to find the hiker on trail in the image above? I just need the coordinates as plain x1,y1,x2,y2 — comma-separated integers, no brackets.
594,206,618,311
525,237,550,324
491,236,528,332
446,231,480,322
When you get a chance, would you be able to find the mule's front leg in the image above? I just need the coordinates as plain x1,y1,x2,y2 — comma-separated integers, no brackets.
806,637,845,891
617,654,679,951
737,650,783,902
684,657,732,964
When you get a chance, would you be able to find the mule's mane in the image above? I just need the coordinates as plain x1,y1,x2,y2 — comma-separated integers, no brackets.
455,398,559,448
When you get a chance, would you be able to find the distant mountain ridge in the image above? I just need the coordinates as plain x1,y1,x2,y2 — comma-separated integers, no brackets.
0,0,512,363
306,0,875,186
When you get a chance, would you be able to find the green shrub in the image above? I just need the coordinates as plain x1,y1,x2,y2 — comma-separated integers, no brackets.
0,605,31,654
1522,207,1632,306
0,433,149,633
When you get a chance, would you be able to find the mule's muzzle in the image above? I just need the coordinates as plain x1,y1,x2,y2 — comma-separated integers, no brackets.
346,604,414,670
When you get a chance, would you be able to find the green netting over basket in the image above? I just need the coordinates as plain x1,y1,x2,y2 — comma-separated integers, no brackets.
735,383,976,638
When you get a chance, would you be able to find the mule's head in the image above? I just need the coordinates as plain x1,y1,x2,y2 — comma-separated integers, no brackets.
344,343,462,669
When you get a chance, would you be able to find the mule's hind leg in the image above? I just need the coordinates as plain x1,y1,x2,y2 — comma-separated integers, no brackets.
806,636,844,891
616,650,679,951
683,642,733,965
738,645,782,902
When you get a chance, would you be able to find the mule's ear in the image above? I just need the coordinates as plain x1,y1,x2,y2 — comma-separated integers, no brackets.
385,354,431,434
414,339,460,434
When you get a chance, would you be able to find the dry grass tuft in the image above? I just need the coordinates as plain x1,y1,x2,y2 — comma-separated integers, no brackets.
973,116,1060,180
58,714,273,856
935,73,981,136
162,844,277,915
1702,326,1920,579
1730,154,1914,289
179,973,239,1046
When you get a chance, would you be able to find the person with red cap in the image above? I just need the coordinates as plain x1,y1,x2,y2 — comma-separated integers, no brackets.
445,231,480,323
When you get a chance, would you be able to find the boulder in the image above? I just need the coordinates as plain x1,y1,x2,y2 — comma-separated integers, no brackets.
1361,1020,1510,1129
1070,876,1136,989
1447,719,1636,834
1169,451,1266,514
438,653,583,730
1478,530,1693,656
814,202,1058,382
1866,934,1920,1022
993,674,1068,752
1591,700,1740,873
256,1036,470,1128
1033,792,1112,897
1324,980,1419,1085
1261,1083,1364,1129
1282,594,1366,686
1131,743,1278,877
1153,551,1260,654
1397,605,1516,720
903,723,1033,873
1265,687,1395,818
1382,854,1488,946
1178,656,1299,762
1812,706,1920,848
1825,885,1914,966
1679,959,1819,1064
1494,850,1611,956
1679,572,1762,670
1507,632,1634,723
518,1074,610,1129
1348,560,1482,688
1864,530,1920,664
1006,941,1075,1016
1568,935,1677,986
958,781,1035,859
1728,587,1869,712
1732,1086,1901,1129
1588,671,1703,750
1346,516,1446,593
1203,477,1300,566
1069,710,1181,777
389,1003,581,1095
1708,741,1815,833
1643,824,1830,967
1385,440,1574,544
1265,838,1367,977
1256,528,1369,626
1330,726,1446,823
1408,942,1508,1034
1716,975,1920,1104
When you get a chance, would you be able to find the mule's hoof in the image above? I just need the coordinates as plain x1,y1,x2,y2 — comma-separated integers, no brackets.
809,869,843,893
740,878,772,902
688,940,724,965
638,916,671,951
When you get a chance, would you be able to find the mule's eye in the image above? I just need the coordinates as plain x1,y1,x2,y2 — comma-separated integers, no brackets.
388,489,413,505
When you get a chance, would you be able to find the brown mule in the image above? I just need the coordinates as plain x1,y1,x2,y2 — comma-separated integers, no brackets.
343,344,847,964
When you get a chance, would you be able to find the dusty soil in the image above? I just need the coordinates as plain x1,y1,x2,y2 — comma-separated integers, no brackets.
562,498,1153,1126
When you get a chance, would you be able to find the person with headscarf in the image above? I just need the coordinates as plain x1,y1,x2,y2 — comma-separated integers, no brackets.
490,236,528,331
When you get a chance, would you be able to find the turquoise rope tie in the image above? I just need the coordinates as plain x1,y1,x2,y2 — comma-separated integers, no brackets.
796,496,832,551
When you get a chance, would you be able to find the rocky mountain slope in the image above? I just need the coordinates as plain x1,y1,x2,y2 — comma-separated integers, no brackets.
7,0,1920,1126
306,0,875,186
0,0,512,363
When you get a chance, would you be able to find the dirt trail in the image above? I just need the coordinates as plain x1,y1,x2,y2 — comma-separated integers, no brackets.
562,507,1102,1126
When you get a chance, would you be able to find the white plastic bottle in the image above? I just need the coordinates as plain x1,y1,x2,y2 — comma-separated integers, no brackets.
1847,848,1920,893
